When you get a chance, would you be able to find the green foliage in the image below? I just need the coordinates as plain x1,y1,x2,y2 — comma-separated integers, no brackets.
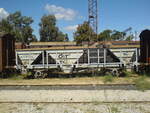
123,71,132,77
144,73,150,77
98,29,133,41
103,74,114,83
134,76,150,91
22,72,32,79
0,19,13,33
64,34,69,42
125,34,134,41
74,21,97,44
74,26,134,43
98,29,112,41
39,15,67,42
111,30,124,41
119,70,135,77
109,106,120,113
57,31,67,41
0,11,36,43
64,110,69,113
5,73,23,80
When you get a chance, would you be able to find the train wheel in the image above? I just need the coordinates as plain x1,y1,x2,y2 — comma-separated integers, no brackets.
34,71,42,78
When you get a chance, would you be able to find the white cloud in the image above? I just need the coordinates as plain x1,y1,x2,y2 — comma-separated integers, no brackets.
0,8,9,21
45,4,77,21
64,25,78,31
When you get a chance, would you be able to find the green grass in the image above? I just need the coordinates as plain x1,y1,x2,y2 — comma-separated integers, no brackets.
123,71,135,77
133,76,150,91
110,106,120,113
103,74,114,83
64,110,69,113
6,73,24,80
143,73,150,77
0,71,150,87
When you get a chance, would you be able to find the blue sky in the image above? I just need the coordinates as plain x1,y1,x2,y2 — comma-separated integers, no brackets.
0,0,150,41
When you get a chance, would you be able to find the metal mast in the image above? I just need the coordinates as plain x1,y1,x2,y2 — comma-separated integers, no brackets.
88,0,98,35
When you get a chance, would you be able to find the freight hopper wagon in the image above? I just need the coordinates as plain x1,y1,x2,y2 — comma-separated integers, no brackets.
107,42,140,71
0,32,15,75
139,29,150,72
15,43,139,77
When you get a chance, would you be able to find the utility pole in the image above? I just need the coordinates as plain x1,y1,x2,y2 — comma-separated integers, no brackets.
88,0,98,41
88,0,99,75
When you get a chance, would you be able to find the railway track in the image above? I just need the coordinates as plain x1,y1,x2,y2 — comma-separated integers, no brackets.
0,84,149,104
0,101,150,104
0,84,137,90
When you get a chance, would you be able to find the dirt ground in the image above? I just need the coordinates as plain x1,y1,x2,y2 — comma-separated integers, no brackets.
0,76,150,113
0,103,150,113
0,76,137,85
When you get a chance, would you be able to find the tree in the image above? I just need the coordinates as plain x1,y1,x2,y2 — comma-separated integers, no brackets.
125,34,134,41
74,21,96,44
39,15,66,42
98,29,133,41
0,19,13,33
64,34,69,42
111,30,124,41
22,26,37,43
98,29,112,41
57,32,67,42
0,11,36,43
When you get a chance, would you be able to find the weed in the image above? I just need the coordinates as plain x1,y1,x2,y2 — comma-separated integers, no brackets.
103,75,114,83
110,106,120,113
143,73,150,77
64,110,69,113
124,71,133,77
133,76,150,91
36,106,43,111
8,73,23,80
86,109,99,113
119,70,137,77
22,72,32,78
93,101,101,105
